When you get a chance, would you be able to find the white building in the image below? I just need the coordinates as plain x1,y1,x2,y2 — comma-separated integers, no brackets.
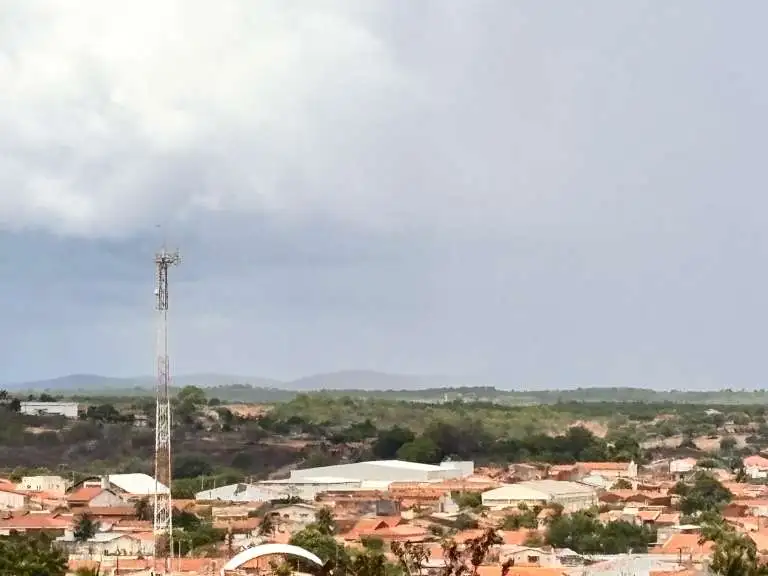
18,476,70,494
289,460,473,483
196,483,283,502
670,458,697,478
269,503,319,527
258,477,363,501
0,486,27,510
56,531,154,557
75,474,169,497
20,401,79,419
744,455,768,480
257,460,473,501
482,480,597,512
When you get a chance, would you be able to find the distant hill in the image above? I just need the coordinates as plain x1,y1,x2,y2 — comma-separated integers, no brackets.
284,370,475,391
7,372,768,405
6,370,475,392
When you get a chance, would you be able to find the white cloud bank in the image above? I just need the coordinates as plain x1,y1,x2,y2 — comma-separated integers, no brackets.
0,0,420,236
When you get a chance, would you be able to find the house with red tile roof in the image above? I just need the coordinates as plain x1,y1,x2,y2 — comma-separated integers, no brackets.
0,511,72,535
343,516,405,541
744,455,768,479
67,486,126,509
651,533,715,560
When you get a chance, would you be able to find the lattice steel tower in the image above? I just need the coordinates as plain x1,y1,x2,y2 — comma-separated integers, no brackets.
153,248,180,574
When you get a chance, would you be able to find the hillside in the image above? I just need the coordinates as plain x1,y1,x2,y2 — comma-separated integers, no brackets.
7,370,475,393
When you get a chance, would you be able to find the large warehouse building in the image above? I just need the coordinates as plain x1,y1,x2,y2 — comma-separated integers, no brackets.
256,460,474,501
481,480,597,512
289,460,473,483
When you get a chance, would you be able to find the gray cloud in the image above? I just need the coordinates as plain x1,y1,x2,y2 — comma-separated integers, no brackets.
1,1,768,387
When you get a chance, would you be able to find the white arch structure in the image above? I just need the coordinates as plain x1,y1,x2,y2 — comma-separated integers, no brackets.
221,543,324,575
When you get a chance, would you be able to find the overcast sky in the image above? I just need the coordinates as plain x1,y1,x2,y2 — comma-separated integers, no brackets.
1,1,767,388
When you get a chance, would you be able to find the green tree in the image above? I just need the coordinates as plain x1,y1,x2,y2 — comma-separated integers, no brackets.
290,527,349,567
0,532,68,576
177,385,206,406
502,510,538,530
396,436,442,464
545,512,654,554
454,513,478,530
710,531,768,576
86,403,121,423
74,513,98,542
173,455,213,479
453,492,482,510
360,536,385,552
720,436,738,453
259,514,275,537
678,473,733,515
173,509,201,531
314,506,336,536
373,426,415,460
134,497,152,521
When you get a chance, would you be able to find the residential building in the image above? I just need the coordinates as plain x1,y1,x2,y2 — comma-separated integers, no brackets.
743,455,768,480
0,486,28,510
0,512,72,535
17,475,69,494
20,401,79,418
509,464,543,481
670,458,697,479
70,473,169,498
56,530,154,557
481,480,597,512
499,545,564,567
268,503,319,527
67,486,126,509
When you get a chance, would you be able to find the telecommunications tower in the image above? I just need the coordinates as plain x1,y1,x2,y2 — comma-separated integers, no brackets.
153,247,181,574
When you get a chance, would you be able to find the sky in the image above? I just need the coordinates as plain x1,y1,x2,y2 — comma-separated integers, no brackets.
1,1,768,388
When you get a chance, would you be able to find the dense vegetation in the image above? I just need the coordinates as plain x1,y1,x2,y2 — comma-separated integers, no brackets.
2,389,767,492
0,532,67,576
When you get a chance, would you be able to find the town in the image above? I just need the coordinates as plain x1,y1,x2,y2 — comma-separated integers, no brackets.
2,1,767,576
3,392,768,575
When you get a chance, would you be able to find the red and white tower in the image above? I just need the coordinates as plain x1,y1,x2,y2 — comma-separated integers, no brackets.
153,248,180,574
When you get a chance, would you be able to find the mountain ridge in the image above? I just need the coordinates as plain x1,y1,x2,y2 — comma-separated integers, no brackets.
4,370,476,392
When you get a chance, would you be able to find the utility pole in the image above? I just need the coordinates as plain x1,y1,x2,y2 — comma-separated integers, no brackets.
153,247,181,574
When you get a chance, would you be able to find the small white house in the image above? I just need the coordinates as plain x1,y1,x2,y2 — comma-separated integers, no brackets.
269,503,319,526
744,455,768,480
18,476,70,494
670,458,697,478
56,531,154,557
20,402,79,419
0,487,28,510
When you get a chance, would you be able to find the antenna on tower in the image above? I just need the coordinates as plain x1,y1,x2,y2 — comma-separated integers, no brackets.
153,239,181,575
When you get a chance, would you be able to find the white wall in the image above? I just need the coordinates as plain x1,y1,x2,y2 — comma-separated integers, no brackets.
290,461,472,483
20,402,79,419
258,480,361,501
89,490,127,508
18,476,69,494
0,489,27,510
